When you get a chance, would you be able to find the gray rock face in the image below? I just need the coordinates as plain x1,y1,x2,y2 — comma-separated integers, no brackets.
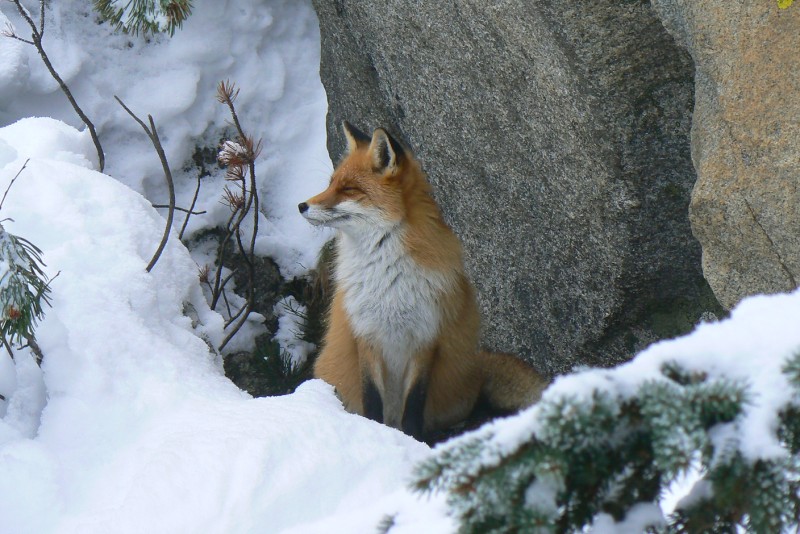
652,0,800,310
312,0,721,375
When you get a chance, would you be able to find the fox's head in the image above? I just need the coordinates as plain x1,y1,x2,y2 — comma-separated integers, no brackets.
299,122,420,231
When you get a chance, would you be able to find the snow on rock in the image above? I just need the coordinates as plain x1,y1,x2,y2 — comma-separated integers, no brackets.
0,119,435,534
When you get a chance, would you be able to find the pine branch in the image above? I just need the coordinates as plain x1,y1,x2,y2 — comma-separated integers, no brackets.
215,80,262,352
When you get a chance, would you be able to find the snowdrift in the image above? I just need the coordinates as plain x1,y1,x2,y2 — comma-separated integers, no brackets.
0,118,447,534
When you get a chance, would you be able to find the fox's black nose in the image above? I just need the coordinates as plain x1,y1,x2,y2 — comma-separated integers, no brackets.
298,202,309,214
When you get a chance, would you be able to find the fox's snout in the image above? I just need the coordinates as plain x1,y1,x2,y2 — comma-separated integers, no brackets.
298,202,308,214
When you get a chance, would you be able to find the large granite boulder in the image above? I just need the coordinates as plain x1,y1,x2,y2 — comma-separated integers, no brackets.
311,0,721,375
652,0,800,310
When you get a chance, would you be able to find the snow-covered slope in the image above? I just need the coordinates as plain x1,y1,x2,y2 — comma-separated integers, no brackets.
0,118,449,534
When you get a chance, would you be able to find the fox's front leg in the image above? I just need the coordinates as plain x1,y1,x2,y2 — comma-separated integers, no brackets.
313,290,362,413
401,375,428,440
362,372,384,424
401,347,436,440
357,340,385,424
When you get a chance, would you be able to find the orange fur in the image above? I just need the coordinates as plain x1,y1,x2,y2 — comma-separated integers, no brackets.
301,122,547,437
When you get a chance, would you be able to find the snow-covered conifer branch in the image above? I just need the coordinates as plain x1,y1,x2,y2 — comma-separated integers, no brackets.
93,0,193,36
417,350,800,532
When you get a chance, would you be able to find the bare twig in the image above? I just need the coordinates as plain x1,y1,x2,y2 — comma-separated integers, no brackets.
6,1,104,171
115,96,176,273
23,334,43,366
209,208,240,310
0,158,29,211
2,338,14,360
219,269,237,293
152,204,206,216
38,0,45,38
2,22,34,44
225,301,248,328
179,173,203,240
221,288,233,318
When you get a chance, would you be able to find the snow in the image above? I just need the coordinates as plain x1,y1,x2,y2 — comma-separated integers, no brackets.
428,287,800,530
0,117,444,533
590,502,665,534
0,0,333,278
2,0,800,532
0,1,441,532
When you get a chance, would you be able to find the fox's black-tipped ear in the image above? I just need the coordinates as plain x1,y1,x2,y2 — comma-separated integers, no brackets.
368,128,405,174
342,121,371,154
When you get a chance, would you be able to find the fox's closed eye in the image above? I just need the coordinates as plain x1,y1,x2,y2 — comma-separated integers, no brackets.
341,186,363,193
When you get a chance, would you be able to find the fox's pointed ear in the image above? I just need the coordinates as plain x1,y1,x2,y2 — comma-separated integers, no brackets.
342,121,371,154
368,128,404,174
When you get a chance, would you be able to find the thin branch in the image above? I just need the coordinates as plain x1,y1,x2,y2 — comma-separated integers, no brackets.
152,204,206,215
224,301,248,328
144,115,175,272
179,172,203,240
115,96,175,273
2,338,14,360
221,287,233,318
1,24,34,45
114,96,150,133
209,208,241,310
23,334,44,366
7,0,104,171
8,0,39,39
0,158,29,211
218,299,252,351
38,0,45,38
219,269,237,293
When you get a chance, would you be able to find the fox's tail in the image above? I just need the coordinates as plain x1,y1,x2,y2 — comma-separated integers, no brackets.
479,351,549,412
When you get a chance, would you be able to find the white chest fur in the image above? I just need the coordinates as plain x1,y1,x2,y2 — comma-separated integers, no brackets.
335,224,451,360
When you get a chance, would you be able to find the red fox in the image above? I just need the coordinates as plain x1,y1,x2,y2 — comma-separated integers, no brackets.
299,122,548,439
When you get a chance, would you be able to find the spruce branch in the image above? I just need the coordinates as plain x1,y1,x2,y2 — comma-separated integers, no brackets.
417,358,792,533
114,96,176,273
5,0,105,171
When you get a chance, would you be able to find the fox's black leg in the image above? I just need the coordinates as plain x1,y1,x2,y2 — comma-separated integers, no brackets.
362,376,384,424
401,379,428,441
